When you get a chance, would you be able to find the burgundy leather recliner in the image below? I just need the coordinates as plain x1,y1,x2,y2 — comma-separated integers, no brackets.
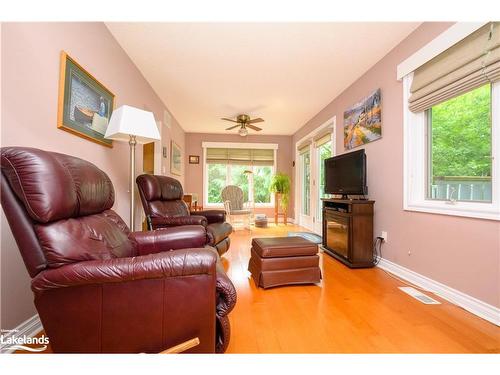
0,147,236,353
136,174,232,256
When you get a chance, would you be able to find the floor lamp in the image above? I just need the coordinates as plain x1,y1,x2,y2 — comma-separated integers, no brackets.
105,105,161,230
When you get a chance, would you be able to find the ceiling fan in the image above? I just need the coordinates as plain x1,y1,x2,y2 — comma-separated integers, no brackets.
221,114,264,136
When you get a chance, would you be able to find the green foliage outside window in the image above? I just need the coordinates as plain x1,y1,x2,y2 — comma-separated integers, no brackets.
230,165,249,202
207,163,273,204
254,166,273,203
319,142,332,198
207,164,227,203
430,84,492,179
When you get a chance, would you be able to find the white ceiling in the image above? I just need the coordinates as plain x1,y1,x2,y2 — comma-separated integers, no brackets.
106,22,421,135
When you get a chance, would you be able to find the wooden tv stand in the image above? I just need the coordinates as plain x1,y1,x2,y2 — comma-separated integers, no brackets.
321,198,375,268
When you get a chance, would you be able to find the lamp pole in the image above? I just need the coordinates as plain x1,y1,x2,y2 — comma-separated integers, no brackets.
129,135,137,230
104,105,160,231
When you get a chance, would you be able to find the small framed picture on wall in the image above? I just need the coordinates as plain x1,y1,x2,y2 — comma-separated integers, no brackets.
189,155,200,164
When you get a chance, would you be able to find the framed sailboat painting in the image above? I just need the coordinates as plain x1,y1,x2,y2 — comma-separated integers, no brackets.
57,51,115,147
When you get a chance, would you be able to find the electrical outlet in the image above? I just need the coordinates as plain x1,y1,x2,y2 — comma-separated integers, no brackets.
408,250,412,256
380,231,388,242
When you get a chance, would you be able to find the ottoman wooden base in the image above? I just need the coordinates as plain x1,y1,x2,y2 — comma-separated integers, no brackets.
248,237,321,289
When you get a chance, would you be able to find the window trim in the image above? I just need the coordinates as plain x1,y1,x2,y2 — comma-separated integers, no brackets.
293,116,336,227
403,73,500,221
202,142,278,208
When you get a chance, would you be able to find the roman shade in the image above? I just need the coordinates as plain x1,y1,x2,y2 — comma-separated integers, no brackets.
298,141,311,154
409,22,500,113
313,129,333,147
206,147,274,166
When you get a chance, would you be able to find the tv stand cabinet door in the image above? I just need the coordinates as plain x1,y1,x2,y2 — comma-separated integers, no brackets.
323,210,351,260
350,204,374,264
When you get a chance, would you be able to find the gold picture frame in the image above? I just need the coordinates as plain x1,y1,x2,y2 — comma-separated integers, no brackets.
57,51,115,147
188,155,200,164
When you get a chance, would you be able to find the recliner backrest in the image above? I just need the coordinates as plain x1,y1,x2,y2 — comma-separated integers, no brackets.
136,174,190,219
1,147,135,274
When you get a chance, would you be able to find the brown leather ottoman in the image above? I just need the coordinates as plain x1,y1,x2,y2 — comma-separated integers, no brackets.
248,237,321,288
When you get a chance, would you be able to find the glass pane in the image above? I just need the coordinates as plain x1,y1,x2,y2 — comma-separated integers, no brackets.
317,142,332,221
207,164,227,203
428,84,492,202
230,165,249,202
253,166,272,203
301,152,310,215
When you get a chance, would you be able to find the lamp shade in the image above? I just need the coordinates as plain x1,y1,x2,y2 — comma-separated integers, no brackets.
105,105,160,144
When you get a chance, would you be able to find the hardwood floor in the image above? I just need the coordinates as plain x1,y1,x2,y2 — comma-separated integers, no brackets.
16,223,499,354
223,224,500,353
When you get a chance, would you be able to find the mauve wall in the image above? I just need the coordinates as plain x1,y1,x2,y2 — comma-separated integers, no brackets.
0,22,185,329
292,22,500,307
184,132,294,219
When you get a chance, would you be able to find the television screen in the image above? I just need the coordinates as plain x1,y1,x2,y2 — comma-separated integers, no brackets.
324,149,367,196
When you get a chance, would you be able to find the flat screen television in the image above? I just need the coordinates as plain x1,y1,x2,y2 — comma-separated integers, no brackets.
324,149,367,197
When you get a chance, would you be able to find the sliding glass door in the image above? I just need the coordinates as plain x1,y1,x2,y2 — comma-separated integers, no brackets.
298,146,312,229
297,126,334,234
313,138,333,233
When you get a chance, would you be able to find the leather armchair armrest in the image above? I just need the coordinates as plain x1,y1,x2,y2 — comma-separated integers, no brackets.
150,215,208,229
31,248,217,293
129,225,207,255
193,210,226,224
215,262,237,317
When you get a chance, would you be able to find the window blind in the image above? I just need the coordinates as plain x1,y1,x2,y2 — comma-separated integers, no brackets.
409,22,500,113
314,129,332,147
206,147,274,166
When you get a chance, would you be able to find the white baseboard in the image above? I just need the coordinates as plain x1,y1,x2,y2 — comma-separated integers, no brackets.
0,314,43,353
377,258,500,326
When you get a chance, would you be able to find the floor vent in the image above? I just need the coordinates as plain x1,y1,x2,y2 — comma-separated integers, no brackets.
398,287,441,304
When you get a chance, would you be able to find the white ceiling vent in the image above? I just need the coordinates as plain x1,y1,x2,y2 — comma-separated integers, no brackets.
398,287,441,305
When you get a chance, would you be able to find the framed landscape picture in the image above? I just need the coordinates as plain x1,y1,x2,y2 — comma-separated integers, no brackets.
57,51,115,147
343,88,381,150
171,141,182,175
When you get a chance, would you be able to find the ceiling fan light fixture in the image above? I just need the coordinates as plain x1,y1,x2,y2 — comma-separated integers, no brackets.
238,127,248,137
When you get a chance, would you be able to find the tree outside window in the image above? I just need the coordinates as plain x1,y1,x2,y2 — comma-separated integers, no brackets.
428,84,492,202
207,164,274,204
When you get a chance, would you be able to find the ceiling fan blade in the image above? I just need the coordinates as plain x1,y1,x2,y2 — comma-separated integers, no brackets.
247,118,264,124
246,124,262,131
225,125,240,130
221,117,238,123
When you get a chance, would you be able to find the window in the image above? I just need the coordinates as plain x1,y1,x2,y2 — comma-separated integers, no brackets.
203,143,278,207
427,84,492,203
230,165,249,202
403,22,500,220
207,164,227,204
301,151,310,216
253,166,273,203
317,141,333,219
206,164,274,205
403,76,499,221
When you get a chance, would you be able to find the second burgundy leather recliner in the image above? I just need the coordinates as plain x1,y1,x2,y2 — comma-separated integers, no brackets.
136,174,233,256
0,147,236,353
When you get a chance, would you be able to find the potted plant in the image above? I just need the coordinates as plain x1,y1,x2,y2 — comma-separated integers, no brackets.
269,172,291,211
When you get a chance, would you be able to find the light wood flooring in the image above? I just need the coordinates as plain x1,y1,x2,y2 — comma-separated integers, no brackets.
16,223,500,353
223,224,499,353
